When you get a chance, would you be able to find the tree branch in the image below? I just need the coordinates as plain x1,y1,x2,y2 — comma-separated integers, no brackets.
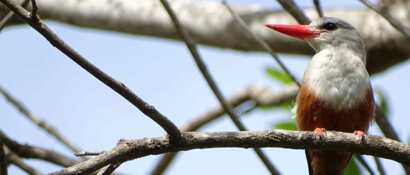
275,0,311,24
0,140,7,175
0,85,82,153
51,130,410,175
0,0,28,31
0,0,183,144
5,149,42,175
375,108,400,142
374,157,386,175
97,164,120,175
359,0,410,41
0,130,77,167
313,0,323,17
355,155,376,175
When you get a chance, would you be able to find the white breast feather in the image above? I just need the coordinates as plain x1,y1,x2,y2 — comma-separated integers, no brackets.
304,48,370,109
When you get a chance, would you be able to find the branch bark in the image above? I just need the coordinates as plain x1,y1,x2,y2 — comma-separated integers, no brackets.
5,149,42,175
0,0,28,31
276,0,310,24
0,141,7,175
359,0,410,40
50,130,410,175
2,0,408,74
0,130,77,167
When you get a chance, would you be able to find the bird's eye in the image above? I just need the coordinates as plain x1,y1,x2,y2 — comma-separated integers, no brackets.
321,22,337,31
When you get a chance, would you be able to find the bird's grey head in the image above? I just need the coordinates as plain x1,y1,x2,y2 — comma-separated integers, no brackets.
266,17,366,60
308,17,365,54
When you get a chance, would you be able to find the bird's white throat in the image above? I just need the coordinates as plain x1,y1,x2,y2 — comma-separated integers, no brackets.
303,47,370,109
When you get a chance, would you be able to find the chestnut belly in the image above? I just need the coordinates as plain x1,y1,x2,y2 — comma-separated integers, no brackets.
296,85,375,132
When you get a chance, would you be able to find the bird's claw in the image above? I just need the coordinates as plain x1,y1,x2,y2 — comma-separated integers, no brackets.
353,130,367,143
313,128,327,140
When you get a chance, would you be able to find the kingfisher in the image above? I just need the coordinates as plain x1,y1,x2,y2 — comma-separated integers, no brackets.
266,17,375,175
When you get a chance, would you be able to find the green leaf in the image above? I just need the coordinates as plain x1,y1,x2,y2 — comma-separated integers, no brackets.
375,89,390,116
344,158,361,175
265,67,294,85
273,120,297,130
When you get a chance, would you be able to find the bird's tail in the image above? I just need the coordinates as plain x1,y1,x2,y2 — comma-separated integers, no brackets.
307,149,352,175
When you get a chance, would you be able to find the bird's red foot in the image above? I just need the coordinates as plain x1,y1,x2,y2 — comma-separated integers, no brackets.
354,130,367,143
313,128,327,140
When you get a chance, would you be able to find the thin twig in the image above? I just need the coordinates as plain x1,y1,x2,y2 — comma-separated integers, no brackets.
312,0,323,17
0,0,29,32
358,0,410,41
0,11,15,31
150,86,298,174
51,130,410,175
275,0,311,24
0,141,7,175
75,151,104,157
373,157,386,175
98,164,121,175
29,0,37,19
223,1,300,87
355,155,376,175
375,107,410,174
0,130,77,167
0,86,82,153
375,107,400,141
5,149,41,175
0,0,183,144
158,0,280,174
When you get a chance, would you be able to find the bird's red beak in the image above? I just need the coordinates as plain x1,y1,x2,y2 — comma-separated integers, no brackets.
265,24,320,39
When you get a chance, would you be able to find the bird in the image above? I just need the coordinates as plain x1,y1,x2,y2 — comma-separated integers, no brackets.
265,17,375,175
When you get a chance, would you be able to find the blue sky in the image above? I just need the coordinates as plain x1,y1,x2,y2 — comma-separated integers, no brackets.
1,0,409,174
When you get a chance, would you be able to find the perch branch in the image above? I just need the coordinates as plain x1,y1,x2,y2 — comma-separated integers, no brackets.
51,130,410,175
